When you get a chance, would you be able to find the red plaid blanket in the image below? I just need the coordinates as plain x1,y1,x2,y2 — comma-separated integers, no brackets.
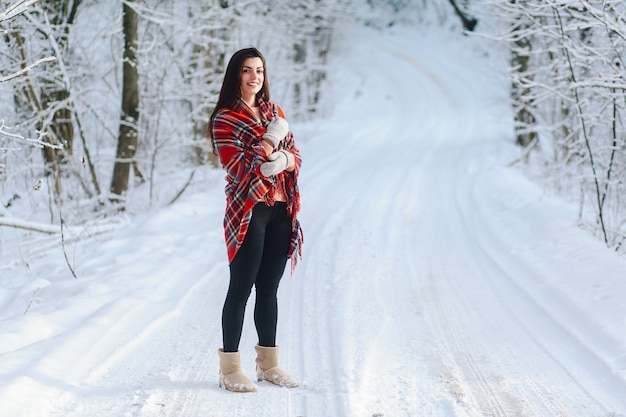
211,98,303,271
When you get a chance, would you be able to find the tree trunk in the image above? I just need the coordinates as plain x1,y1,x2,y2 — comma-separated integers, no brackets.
110,0,139,198
42,89,74,164
510,34,537,148
40,0,81,166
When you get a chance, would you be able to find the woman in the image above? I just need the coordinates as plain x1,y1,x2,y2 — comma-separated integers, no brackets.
208,47,303,393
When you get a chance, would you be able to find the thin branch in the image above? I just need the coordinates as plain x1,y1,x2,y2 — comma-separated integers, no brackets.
0,120,59,149
0,217,59,234
0,56,56,83
0,0,41,22
553,5,608,244
59,215,78,279
168,170,196,206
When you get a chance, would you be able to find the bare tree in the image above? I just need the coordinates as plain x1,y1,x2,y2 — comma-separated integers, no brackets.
508,2,537,148
1,0,350,219
110,0,139,199
38,0,81,166
0,0,98,201
476,0,626,250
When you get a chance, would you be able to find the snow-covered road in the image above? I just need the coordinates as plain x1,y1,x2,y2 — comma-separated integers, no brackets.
2,23,626,417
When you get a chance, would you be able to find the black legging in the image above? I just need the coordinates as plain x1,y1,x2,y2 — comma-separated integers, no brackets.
222,202,292,352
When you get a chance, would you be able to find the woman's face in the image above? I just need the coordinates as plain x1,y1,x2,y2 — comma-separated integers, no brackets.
239,57,264,100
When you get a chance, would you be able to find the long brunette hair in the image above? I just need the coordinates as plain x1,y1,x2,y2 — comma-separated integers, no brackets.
208,47,270,139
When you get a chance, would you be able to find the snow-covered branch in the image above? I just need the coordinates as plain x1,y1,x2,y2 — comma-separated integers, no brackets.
0,120,58,150
0,0,40,22
0,56,56,83
0,217,59,234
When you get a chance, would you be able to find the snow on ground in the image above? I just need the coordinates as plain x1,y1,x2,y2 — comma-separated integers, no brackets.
2,21,626,417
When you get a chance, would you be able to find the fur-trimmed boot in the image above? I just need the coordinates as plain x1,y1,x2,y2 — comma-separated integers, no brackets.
254,345,299,388
218,349,258,392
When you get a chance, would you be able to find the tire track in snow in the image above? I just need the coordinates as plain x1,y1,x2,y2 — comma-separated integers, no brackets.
452,151,622,416
410,149,606,417
45,238,227,417
425,275,508,417
289,25,471,416
291,194,354,417
135,266,224,417
403,50,612,416
359,24,617,417
406,144,615,417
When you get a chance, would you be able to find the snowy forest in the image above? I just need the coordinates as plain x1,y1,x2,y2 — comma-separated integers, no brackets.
1,0,626,257
481,0,626,252
0,0,343,235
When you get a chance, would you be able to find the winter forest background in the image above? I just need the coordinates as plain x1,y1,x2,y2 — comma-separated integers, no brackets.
1,0,626,264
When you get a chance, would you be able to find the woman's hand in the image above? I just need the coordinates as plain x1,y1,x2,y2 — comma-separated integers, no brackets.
262,117,289,149
260,150,294,177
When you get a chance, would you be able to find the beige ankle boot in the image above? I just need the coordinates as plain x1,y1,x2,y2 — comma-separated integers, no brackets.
255,345,298,388
218,349,258,392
